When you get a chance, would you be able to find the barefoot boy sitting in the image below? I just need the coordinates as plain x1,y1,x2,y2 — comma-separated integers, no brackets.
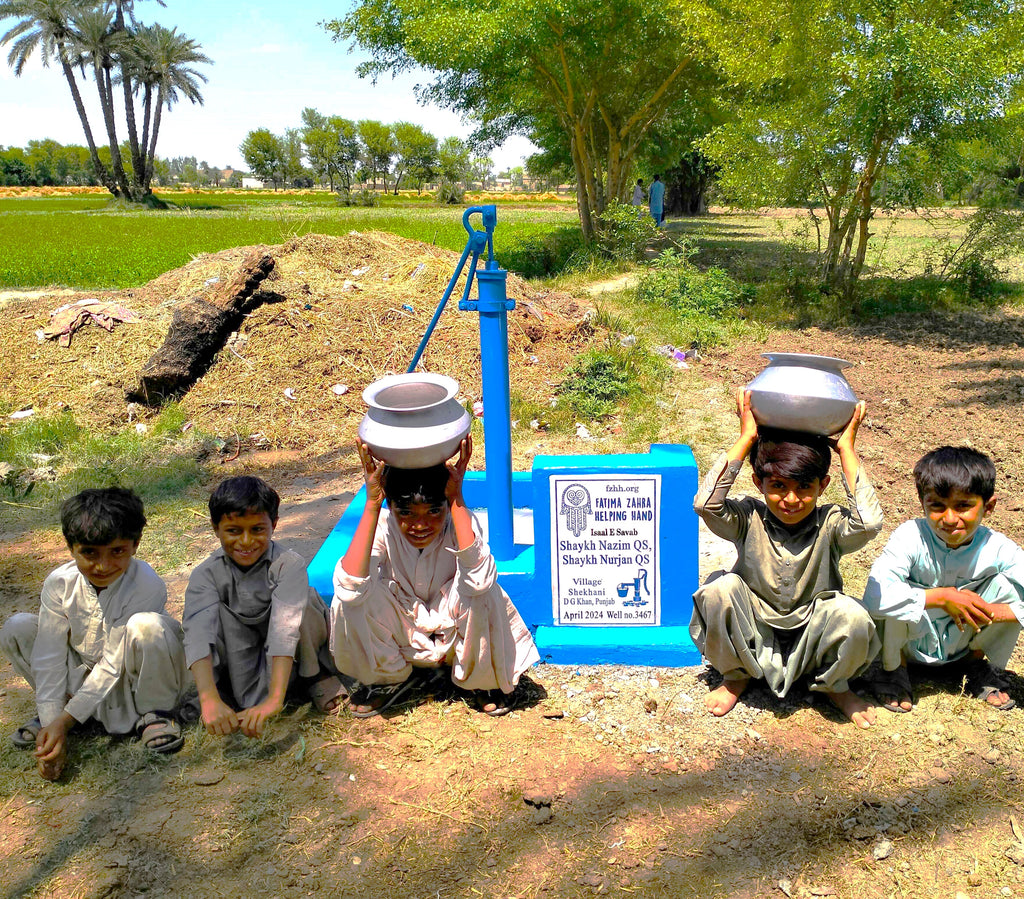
331,436,539,717
689,390,883,728
183,476,344,738
0,488,188,780
863,446,1023,712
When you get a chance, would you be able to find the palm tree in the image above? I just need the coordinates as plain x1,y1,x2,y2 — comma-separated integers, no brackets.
129,23,209,190
68,4,133,195
1,0,209,201
0,0,118,193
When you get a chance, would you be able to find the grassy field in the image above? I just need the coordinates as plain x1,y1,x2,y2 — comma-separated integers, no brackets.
0,190,578,289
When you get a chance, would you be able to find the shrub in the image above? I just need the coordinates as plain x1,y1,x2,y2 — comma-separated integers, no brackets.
593,200,660,262
557,349,633,419
335,188,380,207
636,248,749,317
502,226,587,278
436,181,465,205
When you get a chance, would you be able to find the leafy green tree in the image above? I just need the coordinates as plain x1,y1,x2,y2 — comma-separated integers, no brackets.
357,119,394,190
283,127,309,186
328,115,361,192
704,0,1024,301
0,145,31,184
438,135,469,184
239,128,285,188
327,0,716,240
391,121,437,193
0,0,210,201
470,155,493,189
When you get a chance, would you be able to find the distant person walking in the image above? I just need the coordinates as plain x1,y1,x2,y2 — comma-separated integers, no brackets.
631,179,645,206
648,174,665,226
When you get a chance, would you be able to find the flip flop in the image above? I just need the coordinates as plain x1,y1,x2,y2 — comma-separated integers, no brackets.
309,675,347,714
865,665,914,713
136,711,184,754
348,677,417,719
963,657,1017,711
11,716,41,749
474,688,514,717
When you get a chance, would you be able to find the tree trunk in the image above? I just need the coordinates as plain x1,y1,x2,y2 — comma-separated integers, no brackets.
58,56,118,196
129,251,276,403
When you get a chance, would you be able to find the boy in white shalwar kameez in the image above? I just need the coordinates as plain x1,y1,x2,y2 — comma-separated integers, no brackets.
331,436,539,717
0,488,188,780
863,446,1024,712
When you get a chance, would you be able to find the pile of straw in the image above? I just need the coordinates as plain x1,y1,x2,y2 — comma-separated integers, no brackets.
2,232,596,452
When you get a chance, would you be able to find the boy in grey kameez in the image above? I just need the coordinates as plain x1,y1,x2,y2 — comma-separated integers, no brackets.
183,476,344,738
0,488,188,780
690,390,883,728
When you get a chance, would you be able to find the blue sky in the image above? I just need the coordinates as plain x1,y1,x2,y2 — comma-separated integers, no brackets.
0,0,536,171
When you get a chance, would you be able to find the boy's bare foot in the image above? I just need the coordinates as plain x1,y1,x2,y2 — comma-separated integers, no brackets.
825,689,875,728
36,746,66,781
705,677,749,717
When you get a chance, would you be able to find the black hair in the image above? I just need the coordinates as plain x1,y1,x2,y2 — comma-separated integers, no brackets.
750,427,832,483
61,487,146,548
382,464,450,509
913,446,996,502
208,476,281,526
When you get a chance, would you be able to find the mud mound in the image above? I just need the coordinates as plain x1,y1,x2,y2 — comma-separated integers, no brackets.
1,232,597,451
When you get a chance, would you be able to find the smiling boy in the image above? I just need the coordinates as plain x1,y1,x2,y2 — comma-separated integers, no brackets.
182,476,344,738
863,446,1024,712
0,488,188,780
689,390,884,727
331,437,538,718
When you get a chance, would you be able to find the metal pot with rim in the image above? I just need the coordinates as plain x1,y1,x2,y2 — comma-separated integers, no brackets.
358,373,472,469
746,353,858,436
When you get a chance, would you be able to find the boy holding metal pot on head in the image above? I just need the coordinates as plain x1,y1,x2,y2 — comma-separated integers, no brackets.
689,389,884,728
330,436,539,718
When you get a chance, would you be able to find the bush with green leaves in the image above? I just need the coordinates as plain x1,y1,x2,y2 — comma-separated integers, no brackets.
632,246,754,349
557,349,633,419
502,226,587,278
336,188,380,207
594,200,660,262
436,181,465,205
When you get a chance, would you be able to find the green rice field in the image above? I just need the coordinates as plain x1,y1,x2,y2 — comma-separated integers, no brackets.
0,191,578,289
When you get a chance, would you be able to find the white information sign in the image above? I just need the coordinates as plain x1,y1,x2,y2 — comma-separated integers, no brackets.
550,474,661,626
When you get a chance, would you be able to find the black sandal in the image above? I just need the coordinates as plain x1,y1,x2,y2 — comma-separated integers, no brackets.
963,657,1017,711
474,688,514,717
864,664,914,713
11,716,41,749
348,678,416,718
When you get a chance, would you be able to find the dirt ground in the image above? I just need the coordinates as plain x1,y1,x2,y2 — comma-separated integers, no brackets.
4,263,1024,897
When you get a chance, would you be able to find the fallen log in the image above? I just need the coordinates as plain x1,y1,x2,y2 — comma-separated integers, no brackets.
128,250,275,404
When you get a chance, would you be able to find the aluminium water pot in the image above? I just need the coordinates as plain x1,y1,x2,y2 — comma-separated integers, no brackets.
746,353,858,436
358,373,472,469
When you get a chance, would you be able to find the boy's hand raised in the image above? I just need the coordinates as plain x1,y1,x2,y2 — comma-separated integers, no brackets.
831,401,866,454
725,389,758,465
735,388,758,443
356,440,386,508
445,436,473,505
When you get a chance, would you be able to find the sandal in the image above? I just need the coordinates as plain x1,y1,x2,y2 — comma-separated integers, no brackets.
11,716,41,749
864,664,914,713
136,711,184,754
348,678,416,719
474,688,514,717
963,656,1017,710
309,675,347,714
